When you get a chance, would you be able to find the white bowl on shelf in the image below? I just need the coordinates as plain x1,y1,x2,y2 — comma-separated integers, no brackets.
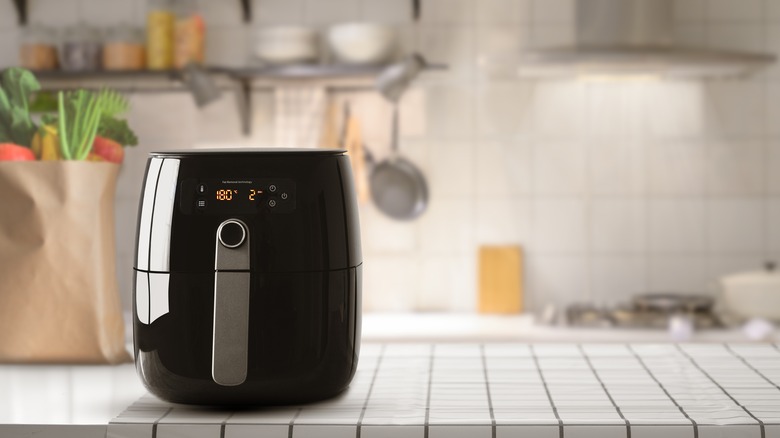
254,26,319,65
326,23,397,65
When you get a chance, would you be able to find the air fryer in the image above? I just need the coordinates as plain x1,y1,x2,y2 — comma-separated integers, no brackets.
133,148,362,405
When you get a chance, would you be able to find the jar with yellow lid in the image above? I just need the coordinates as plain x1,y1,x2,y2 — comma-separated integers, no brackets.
146,0,175,70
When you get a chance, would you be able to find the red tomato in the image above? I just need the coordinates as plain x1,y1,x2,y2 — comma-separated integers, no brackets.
91,136,124,164
0,143,36,161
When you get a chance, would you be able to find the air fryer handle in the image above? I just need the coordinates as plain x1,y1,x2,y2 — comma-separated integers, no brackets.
212,219,251,386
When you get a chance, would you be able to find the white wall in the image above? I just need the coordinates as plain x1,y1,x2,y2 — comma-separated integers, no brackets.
2,0,780,313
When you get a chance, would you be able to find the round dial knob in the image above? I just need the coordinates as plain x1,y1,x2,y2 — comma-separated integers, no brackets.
217,220,246,248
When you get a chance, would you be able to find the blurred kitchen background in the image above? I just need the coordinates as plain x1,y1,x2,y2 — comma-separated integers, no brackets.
1,0,780,334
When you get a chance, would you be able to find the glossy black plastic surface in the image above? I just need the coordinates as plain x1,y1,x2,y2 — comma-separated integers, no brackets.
134,267,361,405
133,150,362,405
142,150,362,274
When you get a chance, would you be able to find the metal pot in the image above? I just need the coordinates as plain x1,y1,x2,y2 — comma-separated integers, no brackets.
721,262,780,321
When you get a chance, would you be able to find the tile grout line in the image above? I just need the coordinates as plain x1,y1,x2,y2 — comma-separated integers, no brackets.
219,412,235,438
356,344,387,438
626,344,698,438
724,344,780,391
577,344,631,438
529,344,563,438
479,344,496,438
287,408,302,438
424,344,435,438
151,407,173,438
675,344,765,438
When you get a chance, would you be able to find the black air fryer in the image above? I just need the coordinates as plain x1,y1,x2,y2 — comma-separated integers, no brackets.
132,149,361,405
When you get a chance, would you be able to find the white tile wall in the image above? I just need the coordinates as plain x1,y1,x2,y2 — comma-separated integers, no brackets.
589,138,646,196
531,199,587,253
706,23,764,53
648,199,706,254
591,199,647,254
526,255,589,308
704,80,766,138
531,0,575,24
476,0,530,26
2,0,778,312
303,0,360,25
252,0,305,25
647,141,705,195
768,198,780,254
475,140,532,196
532,140,586,195
705,198,765,253
420,0,474,25
707,0,763,22
673,0,704,22
591,255,647,304
647,256,707,293
475,81,533,137
705,140,764,196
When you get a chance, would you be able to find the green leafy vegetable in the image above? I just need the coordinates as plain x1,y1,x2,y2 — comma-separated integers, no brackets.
29,91,59,113
97,116,138,147
98,90,130,118
0,67,40,147
57,90,129,160
40,113,58,126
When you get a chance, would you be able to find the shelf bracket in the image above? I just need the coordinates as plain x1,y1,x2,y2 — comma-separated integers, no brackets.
235,79,253,136
240,0,251,23
13,0,27,25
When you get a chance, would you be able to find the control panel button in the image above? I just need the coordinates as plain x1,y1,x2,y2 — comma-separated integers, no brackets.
197,183,207,194
281,192,288,200
268,199,277,208
268,184,277,193
196,199,207,209
218,220,246,248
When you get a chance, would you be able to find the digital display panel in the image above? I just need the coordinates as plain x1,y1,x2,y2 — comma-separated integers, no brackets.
214,186,264,202
180,178,296,214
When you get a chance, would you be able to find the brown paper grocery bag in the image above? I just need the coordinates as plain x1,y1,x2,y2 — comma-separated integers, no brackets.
0,161,131,364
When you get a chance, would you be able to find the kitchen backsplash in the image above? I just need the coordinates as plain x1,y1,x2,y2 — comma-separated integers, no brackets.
1,0,779,313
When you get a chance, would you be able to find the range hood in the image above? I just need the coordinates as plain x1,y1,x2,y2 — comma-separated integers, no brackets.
518,0,775,78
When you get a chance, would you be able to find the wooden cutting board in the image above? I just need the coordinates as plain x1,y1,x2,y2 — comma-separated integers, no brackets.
319,102,369,203
478,246,523,314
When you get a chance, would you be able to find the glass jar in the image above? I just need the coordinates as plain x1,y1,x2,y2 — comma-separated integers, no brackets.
19,26,59,71
103,25,145,70
146,0,175,70
173,0,205,68
60,26,102,71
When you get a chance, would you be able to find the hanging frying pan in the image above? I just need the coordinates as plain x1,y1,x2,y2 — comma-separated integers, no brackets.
370,54,428,220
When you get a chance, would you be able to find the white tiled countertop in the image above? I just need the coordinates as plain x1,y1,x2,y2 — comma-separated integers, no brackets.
3,343,780,438
0,362,146,438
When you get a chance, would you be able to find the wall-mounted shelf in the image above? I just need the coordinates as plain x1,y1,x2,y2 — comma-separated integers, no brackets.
32,63,446,91
32,63,446,135
13,0,422,25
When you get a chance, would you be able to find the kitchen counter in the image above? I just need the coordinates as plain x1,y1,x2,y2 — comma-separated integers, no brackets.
361,313,768,343
2,343,780,438
0,362,146,438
